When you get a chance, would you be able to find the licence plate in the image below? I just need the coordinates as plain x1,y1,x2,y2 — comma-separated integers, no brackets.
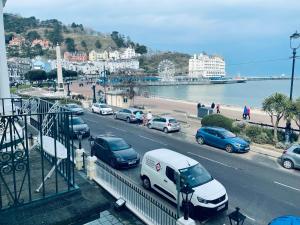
245,147,250,150
217,204,225,211
128,160,136,165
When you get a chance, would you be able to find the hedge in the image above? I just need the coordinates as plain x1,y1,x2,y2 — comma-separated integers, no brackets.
201,114,234,131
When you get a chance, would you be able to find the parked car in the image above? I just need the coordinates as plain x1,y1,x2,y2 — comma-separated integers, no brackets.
69,116,90,138
64,103,84,115
114,108,144,123
281,144,300,169
195,127,250,153
90,136,140,169
140,149,228,215
268,216,300,225
91,103,114,115
147,116,181,133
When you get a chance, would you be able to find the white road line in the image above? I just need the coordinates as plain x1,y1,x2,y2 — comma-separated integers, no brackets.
110,126,126,132
187,152,238,170
245,214,256,221
274,181,300,192
138,135,168,146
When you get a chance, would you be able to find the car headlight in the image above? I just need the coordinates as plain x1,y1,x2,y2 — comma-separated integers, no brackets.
197,196,208,204
234,143,242,148
115,156,124,162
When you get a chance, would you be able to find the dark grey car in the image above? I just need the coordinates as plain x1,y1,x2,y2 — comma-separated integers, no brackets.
69,117,90,138
114,108,143,123
281,144,300,169
65,103,84,115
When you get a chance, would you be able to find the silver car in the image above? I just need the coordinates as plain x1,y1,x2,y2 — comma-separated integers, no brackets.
114,108,144,123
91,103,114,115
147,116,181,133
281,144,300,169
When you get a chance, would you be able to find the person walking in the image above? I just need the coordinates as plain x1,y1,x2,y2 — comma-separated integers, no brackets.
243,106,248,119
146,111,153,124
135,111,142,124
247,106,251,120
211,102,215,109
216,104,220,114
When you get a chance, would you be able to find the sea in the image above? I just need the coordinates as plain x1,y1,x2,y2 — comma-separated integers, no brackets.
141,79,300,109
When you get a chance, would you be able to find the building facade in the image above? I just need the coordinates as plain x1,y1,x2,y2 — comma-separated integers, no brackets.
7,57,32,81
89,47,139,62
64,52,88,62
188,53,225,78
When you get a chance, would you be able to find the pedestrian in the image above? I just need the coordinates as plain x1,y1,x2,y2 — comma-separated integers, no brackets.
146,111,153,124
216,104,220,114
247,107,251,120
243,106,248,119
211,102,215,109
197,103,201,109
135,111,142,124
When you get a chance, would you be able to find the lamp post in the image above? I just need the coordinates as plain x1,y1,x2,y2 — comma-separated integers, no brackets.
228,207,246,225
286,31,300,143
180,184,194,220
100,66,108,104
92,83,96,103
53,80,57,92
66,81,71,97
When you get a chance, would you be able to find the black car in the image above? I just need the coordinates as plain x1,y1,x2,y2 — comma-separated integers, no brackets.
90,136,140,169
69,117,90,138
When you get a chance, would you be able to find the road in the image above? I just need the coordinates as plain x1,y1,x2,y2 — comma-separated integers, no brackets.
79,110,300,225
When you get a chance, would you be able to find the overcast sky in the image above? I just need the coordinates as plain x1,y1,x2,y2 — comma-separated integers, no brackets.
4,0,300,75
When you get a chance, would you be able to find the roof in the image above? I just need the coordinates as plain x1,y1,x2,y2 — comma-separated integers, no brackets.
202,126,227,131
145,148,198,170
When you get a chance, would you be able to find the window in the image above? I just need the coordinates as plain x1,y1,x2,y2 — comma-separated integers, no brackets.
123,97,128,103
160,118,166,123
293,148,300,154
166,166,176,183
125,109,131,113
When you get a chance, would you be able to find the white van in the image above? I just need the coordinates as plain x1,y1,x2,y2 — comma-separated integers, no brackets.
140,149,228,214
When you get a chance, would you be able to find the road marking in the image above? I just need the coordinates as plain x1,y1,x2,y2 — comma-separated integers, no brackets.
187,152,238,170
110,126,126,132
245,214,256,221
138,135,168,146
274,181,300,192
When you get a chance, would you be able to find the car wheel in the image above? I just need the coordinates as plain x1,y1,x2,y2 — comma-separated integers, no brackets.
225,144,233,153
282,159,294,169
147,123,152,129
196,136,205,145
114,114,118,119
142,176,151,190
126,117,131,123
163,127,168,133
100,111,103,115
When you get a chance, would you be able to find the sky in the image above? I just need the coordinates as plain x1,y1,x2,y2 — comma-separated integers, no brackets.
4,0,300,76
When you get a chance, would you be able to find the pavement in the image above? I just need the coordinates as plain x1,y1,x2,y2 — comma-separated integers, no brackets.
77,109,300,225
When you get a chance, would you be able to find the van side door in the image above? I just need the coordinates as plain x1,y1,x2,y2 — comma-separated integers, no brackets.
163,166,177,202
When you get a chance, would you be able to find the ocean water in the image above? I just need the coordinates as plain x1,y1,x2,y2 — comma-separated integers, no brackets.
142,80,300,108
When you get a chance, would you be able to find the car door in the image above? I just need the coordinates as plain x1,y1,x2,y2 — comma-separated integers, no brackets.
214,131,226,148
102,141,112,163
118,109,125,119
158,118,166,130
152,118,160,129
292,147,300,168
204,129,216,145
94,138,105,160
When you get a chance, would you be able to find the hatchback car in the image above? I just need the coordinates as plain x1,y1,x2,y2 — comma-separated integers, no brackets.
69,116,90,138
195,127,250,153
114,108,144,123
147,116,181,133
90,136,140,169
281,144,300,169
268,216,300,225
91,103,114,115
64,103,84,115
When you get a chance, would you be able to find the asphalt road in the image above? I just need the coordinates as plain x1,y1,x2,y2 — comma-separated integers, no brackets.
79,110,300,225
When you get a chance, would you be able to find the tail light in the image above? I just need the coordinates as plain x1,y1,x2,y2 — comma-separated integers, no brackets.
283,150,287,154
168,123,171,126
131,115,135,119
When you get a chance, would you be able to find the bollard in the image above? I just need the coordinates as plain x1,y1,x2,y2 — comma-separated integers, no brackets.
176,217,196,225
75,148,85,170
86,156,97,180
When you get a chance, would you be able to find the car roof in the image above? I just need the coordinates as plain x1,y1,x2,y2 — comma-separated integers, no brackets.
96,136,124,142
66,103,79,107
158,116,176,119
202,126,227,131
127,108,143,111
144,148,198,170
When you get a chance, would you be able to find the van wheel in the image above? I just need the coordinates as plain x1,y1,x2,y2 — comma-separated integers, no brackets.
147,123,152,129
163,127,168,133
225,144,233,153
196,136,204,145
126,117,131,123
142,177,151,190
283,159,294,169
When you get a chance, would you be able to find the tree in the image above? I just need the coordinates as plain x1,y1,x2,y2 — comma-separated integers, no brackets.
26,31,41,42
135,44,147,54
290,98,300,142
47,68,78,80
81,40,87,51
111,31,125,48
262,93,289,142
25,70,47,82
30,44,43,58
65,38,76,52
45,24,64,44
95,40,102,49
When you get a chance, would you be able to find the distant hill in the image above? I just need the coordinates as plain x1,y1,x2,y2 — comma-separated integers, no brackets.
3,13,147,58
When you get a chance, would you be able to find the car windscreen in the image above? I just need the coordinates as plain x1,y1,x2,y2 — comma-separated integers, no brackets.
100,105,109,108
179,163,213,188
169,119,177,123
71,117,85,125
221,130,236,138
68,104,79,109
109,139,130,151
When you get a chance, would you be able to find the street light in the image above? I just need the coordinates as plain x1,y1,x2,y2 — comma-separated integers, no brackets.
100,66,109,104
286,31,300,143
66,81,71,97
180,184,194,220
92,83,96,103
228,207,246,225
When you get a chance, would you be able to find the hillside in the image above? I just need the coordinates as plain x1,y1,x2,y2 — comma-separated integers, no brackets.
4,13,146,58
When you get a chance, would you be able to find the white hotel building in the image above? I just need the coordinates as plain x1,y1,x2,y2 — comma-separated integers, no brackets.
188,53,226,78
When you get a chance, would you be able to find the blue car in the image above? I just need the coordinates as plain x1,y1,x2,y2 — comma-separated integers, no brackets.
268,216,300,225
195,127,250,153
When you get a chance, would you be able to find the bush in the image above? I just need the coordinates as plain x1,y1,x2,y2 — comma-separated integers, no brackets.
245,126,274,144
201,114,234,131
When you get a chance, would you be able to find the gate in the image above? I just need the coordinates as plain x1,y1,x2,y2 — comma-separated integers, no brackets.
0,97,77,211
94,160,178,225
